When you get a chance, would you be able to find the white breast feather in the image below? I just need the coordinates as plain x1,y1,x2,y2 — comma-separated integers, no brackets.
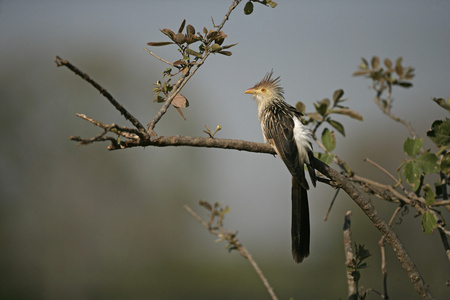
293,117,313,164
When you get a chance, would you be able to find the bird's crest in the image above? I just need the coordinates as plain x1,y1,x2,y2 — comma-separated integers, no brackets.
253,70,284,96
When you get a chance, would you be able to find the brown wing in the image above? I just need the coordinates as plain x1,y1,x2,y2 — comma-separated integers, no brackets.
264,109,309,190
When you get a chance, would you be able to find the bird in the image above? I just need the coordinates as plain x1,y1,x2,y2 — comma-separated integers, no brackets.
245,71,316,263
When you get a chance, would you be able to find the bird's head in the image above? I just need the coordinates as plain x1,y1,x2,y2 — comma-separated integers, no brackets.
244,71,284,105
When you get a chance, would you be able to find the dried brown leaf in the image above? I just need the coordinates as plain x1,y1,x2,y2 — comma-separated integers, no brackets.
172,93,189,108
172,59,185,66
185,48,203,58
175,107,186,120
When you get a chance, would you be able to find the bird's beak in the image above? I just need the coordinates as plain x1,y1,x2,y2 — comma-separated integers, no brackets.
244,88,255,94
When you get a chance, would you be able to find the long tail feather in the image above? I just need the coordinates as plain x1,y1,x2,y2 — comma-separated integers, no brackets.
291,177,310,263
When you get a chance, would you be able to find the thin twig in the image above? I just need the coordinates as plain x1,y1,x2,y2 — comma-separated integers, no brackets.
324,188,340,221
374,86,416,138
184,203,278,300
75,113,140,139
378,205,403,300
364,158,400,186
144,48,174,66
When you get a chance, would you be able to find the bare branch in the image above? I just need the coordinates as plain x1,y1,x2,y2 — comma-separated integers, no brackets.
364,158,400,186
343,211,357,300
55,56,149,139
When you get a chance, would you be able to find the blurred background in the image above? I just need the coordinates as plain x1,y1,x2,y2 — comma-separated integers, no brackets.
1,1,449,299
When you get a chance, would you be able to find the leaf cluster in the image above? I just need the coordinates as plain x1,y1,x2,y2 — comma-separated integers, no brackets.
398,97,450,234
353,56,415,91
198,200,240,252
297,89,363,164
148,19,237,59
147,19,238,119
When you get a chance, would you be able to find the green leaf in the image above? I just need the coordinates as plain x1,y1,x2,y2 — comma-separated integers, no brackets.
403,137,423,158
185,48,203,58
441,152,450,174
396,81,413,88
321,128,336,152
327,119,345,136
154,95,166,103
296,101,305,114
210,43,222,52
266,0,278,8
314,99,330,116
416,152,439,174
427,119,450,147
423,185,435,206
422,210,437,234
244,1,254,15
403,161,421,191
432,98,450,113
317,152,334,165
352,271,361,282
331,108,363,121
332,89,344,105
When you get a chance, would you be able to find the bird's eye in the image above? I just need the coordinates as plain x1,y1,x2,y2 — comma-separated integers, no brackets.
261,88,266,92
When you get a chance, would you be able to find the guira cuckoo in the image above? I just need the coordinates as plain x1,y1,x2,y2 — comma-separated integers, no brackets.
245,71,316,263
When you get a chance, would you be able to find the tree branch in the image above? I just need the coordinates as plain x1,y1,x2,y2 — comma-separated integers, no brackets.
313,159,434,299
54,56,149,139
